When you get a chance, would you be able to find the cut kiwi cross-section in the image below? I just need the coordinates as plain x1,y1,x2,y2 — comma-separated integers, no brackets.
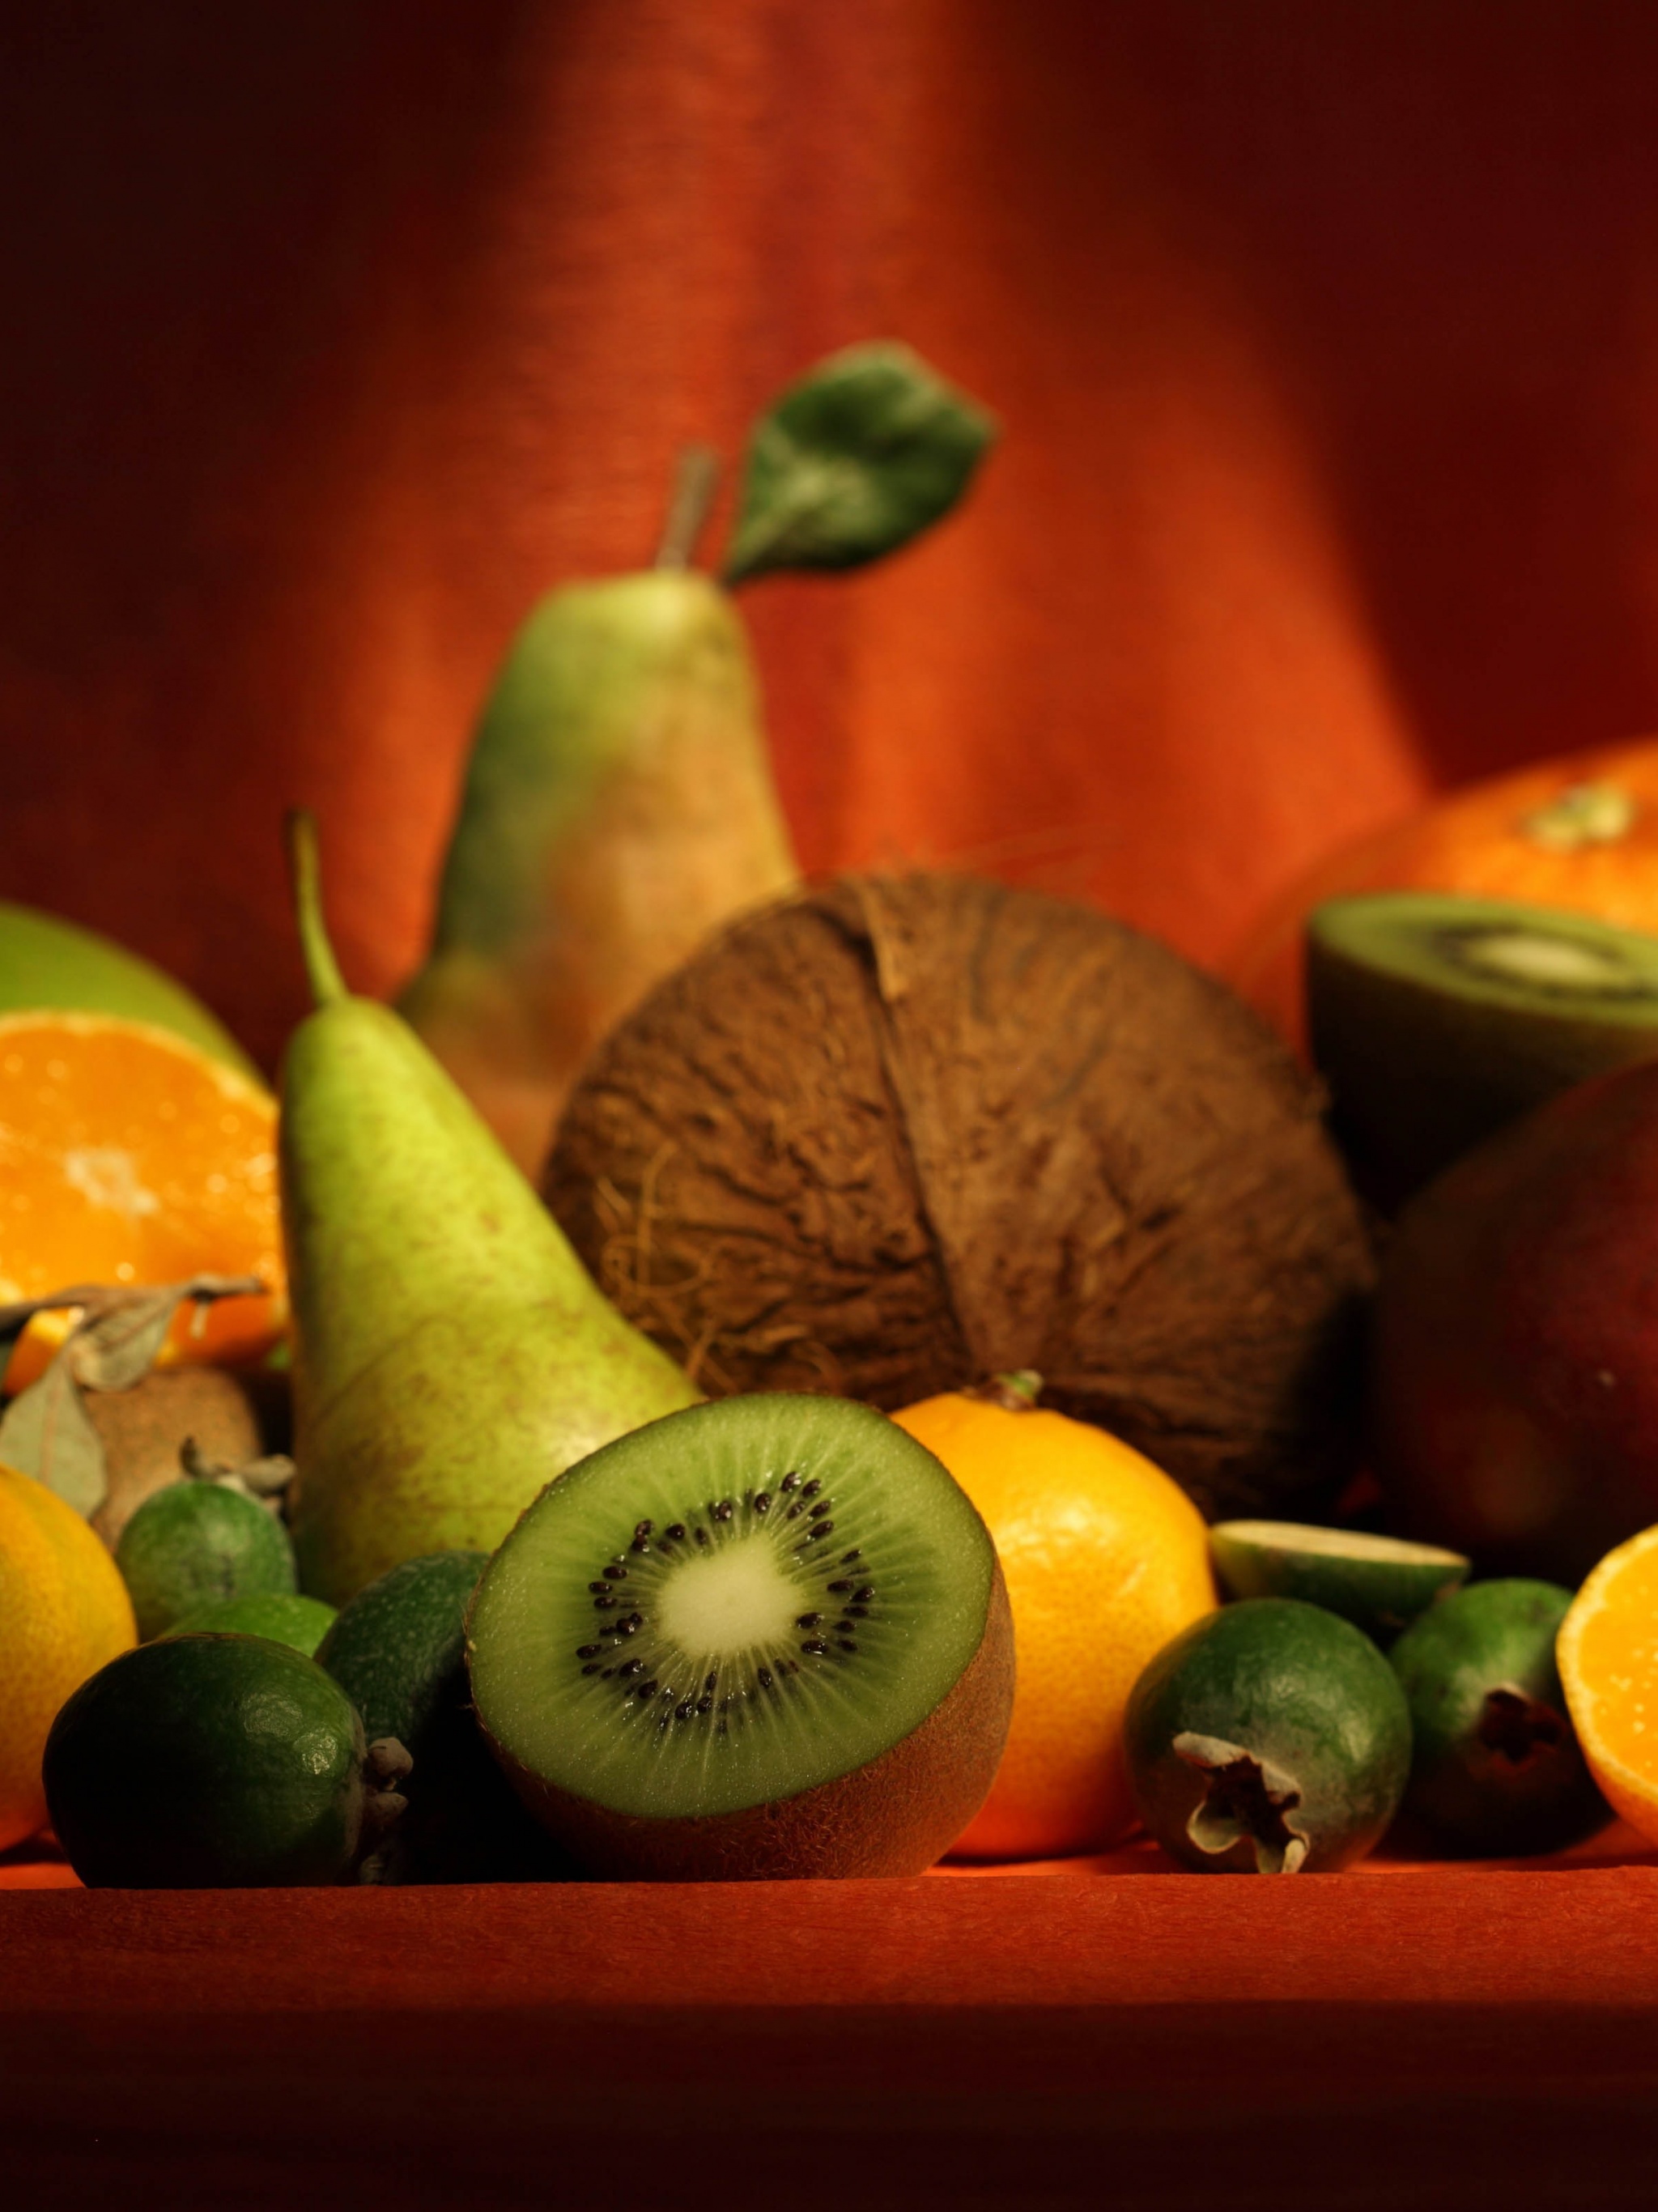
1306,891,1658,1209
466,1393,1013,1878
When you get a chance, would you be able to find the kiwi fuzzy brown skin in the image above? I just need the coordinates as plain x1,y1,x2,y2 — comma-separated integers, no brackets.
87,1366,277,1550
477,1563,1014,1881
544,873,1375,1522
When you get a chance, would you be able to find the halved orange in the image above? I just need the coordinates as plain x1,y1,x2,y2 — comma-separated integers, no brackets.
0,1013,287,1391
1557,1522,1658,1845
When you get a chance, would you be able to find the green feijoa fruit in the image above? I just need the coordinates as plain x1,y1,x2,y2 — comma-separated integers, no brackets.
42,1634,385,1887
1124,1597,1412,1874
116,1479,295,1640
317,1551,574,1882
1388,1578,1611,1857
168,1591,338,1656
466,1394,1014,1880
1209,1521,1469,1645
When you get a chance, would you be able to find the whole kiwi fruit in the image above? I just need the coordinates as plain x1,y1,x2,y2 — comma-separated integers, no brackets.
543,874,1374,1521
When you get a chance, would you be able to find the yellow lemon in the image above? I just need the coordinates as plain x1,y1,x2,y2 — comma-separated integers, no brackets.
0,1461,138,1849
894,1377,1217,1860
1558,1521,1658,1844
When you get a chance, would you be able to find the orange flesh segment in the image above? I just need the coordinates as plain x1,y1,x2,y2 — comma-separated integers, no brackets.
1567,1538,1658,1784
0,1015,286,1383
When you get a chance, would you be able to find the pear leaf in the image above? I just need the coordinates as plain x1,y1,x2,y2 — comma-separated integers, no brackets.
721,341,997,585
0,1356,109,1519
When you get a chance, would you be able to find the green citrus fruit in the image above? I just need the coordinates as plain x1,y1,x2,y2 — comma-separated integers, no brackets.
115,1481,295,1640
1389,1578,1609,1857
42,1633,372,1886
1124,1597,1411,1873
1209,1521,1469,1644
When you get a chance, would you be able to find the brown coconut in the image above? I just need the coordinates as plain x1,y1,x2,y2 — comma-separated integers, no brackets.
543,874,1375,1521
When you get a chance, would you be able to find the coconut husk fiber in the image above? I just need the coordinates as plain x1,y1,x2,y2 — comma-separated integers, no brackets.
544,874,1375,1521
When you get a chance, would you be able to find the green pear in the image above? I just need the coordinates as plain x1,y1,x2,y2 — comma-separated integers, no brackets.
398,344,996,1180
397,568,797,1177
281,814,700,1606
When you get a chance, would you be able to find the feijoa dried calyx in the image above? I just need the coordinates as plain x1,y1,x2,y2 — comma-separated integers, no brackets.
466,1393,1014,1879
1124,1598,1412,1873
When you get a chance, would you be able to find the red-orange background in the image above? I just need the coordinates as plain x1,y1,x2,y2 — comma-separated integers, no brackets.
7,2,1658,1073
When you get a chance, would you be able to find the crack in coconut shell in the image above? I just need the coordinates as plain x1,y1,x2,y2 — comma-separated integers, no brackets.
544,874,1374,1520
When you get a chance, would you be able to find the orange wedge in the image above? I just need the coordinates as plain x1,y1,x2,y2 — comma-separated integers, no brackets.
0,1013,286,1390
1557,1522,1658,1845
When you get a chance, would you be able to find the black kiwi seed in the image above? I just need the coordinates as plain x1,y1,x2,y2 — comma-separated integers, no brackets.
576,1644,602,1659
665,1524,686,1542
801,1639,828,1657
797,1613,823,1628
581,1664,600,1676
593,1595,618,1610
848,1606,868,1619
631,1536,650,1554
676,1701,694,1721
809,1501,831,1518
754,1493,772,1515
704,1672,718,1691
634,1521,653,1538
695,1528,710,1547
827,1579,852,1593
805,1523,835,1542
603,1565,628,1581
758,1667,774,1690
854,1587,874,1602
714,1501,733,1522
801,1479,822,1500
841,1551,861,1563
780,1473,801,1492
588,1581,610,1593
620,1660,644,1676
639,1679,658,1699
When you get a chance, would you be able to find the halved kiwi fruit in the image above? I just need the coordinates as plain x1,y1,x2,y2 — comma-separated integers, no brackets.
1307,891,1658,1207
466,1394,1014,1879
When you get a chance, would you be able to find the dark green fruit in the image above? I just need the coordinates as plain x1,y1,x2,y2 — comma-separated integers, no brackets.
1209,1521,1469,1646
1388,1579,1611,1857
1308,891,1658,1208
168,1591,337,1656
115,1479,296,1639
466,1394,1014,1880
317,1551,575,1882
42,1634,383,1887
1124,1598,1412,1873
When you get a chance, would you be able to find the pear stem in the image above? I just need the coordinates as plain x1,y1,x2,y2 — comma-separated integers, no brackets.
286,808,350,1007
654,445,721,571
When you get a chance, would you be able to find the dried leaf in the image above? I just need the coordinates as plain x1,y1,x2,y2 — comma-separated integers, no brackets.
0,1357,110,1518
63,1273,266,1394
722,341,997,585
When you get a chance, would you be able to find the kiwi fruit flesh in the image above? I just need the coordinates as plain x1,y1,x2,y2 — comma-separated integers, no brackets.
1307,891,1658,1208
466,1394,1014,1879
